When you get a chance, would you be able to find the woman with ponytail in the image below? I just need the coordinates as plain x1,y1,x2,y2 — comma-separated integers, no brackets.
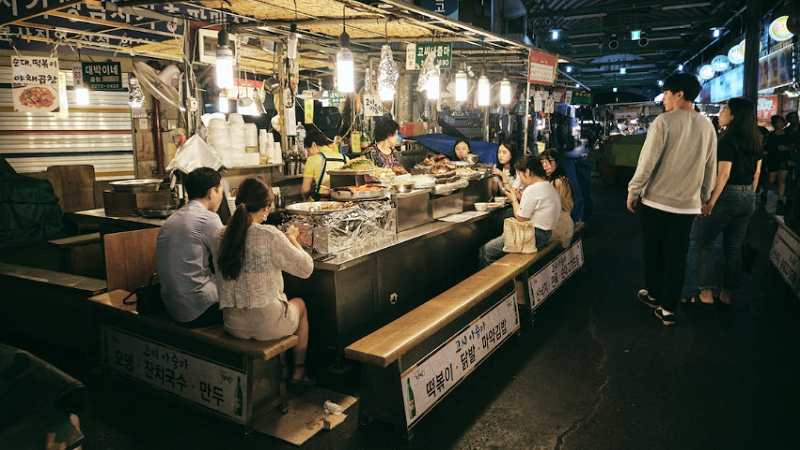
213,176,315,385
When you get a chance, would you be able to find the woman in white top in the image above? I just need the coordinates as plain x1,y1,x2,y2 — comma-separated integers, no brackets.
492,141,524,200
214,175,315,385
479,156,561,267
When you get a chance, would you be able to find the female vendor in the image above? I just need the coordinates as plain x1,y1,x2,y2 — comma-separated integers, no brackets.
214,176,315,386
301,130,348,201
364,119,403,170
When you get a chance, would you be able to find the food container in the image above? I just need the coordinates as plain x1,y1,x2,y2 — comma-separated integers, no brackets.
464,153,480,165
391,189,432,231
285,201,358,215
392,183,415,194
136,206,178,219
110,179,163,193
474,202,488,211
486,202,503,209
493,197,508,206
431,190,463,219
330,185,388,201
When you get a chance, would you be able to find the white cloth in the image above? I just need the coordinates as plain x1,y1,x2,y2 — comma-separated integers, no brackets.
212,224,313,310
223,303,299,341
518,181,561,231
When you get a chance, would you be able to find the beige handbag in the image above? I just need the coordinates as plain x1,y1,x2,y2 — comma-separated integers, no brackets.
502,218,538,253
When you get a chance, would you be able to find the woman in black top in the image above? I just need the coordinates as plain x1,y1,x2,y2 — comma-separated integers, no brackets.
762,115,794,209
686,98,762,309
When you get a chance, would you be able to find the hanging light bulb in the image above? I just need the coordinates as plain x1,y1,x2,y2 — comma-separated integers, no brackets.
455,67,468,102
218,89,229,113
499,70,512,106
75,84,90,106
478,67,490,107
216,28,234,89
287,24,298,59
336,30,354,93
426,64,440,100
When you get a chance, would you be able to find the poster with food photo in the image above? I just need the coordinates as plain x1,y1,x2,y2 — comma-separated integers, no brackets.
11,56,61,114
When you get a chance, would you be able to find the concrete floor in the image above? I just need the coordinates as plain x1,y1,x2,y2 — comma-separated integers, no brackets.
5,182,800,450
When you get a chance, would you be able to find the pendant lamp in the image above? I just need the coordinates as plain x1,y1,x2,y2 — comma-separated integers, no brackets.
499,70,511,106
216,28,234,89
478,67,490,107
337,30,354,93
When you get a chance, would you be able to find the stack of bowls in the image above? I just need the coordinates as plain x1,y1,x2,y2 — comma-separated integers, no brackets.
207,118,230,165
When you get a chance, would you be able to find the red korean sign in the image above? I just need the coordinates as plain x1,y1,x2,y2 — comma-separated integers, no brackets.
528,50,558,86
227,78,265,101
757,95,779,122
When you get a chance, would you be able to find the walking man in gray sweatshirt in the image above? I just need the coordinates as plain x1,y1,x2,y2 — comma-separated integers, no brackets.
626,73,717,326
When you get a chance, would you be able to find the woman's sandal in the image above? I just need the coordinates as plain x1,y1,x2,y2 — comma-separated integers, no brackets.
288,363,315,387
713,295,732,311
682,296,713,309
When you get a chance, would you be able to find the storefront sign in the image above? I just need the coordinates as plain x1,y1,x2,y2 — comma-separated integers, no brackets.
769,224,800,298
81,61,122,90
401,291,520,427
0,0,82,26
421,0,458,18
405,43,452,70
363,93,383,117
769,16,793,42
728,44,745,65
759,47,793,91
527,240,584,311
324,90,346,107
572,91,592,105
528,50,558,86
11,55,60,114
757,95,779,121
227,78,265,101
710,66,744,103
102,326,248,423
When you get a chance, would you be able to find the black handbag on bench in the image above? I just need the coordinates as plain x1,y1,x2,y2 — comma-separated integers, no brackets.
122,273,165,315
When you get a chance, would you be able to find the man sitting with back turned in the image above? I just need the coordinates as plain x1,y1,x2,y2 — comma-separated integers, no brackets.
157,167,225,325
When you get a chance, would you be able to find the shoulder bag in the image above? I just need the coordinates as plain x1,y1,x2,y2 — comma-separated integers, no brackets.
502,218,538,254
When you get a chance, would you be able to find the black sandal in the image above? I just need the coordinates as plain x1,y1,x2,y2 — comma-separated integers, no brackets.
682,296,713,308
714,295,732,311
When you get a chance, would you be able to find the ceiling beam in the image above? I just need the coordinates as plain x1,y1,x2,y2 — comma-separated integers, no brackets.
529,0,712,18
553,16,721,35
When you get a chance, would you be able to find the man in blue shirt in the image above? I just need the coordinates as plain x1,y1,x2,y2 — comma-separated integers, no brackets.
157,168,224,325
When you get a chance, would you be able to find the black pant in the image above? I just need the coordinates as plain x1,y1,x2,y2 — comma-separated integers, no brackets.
640,203,695,313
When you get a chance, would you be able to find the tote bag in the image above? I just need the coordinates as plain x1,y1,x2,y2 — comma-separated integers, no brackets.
502,218,538,254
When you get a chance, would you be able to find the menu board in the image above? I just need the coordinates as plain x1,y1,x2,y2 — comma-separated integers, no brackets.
11,56,60,114
528,50,558,86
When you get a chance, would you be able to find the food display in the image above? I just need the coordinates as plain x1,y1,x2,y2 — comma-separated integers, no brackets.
340,156,375,171
455,167,482,180
18,86,56,109
331,184,389,201
285,201,357,215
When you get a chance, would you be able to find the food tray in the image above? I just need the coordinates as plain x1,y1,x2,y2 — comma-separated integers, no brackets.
457,171,483,180
331,186,389,201
110,179,163,193
327,169,375,176
285,201,358,215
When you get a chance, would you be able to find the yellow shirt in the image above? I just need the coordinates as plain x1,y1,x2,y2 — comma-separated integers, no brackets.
302,146,347,195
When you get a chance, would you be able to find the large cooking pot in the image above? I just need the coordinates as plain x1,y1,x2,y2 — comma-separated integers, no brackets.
110,179,163,193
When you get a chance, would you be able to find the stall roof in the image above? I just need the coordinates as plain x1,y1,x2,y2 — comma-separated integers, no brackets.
1,0,567,81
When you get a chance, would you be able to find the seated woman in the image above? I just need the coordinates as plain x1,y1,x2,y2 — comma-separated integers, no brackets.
540,148,578,247
301,130,348,201
453,139,471,162
492,141,524,200
213,176,315,385
363,119,404,171
480,156,562,267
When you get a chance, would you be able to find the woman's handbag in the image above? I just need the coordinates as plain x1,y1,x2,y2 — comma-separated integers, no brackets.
502,218,538,254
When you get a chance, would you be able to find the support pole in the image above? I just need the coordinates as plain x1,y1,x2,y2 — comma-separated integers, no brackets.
522,80,531,155
743,0,761,102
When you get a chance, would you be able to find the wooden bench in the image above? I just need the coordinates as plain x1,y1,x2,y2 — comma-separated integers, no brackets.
0,262,106,354
88,289,298,433
345,225,585,438
48,232,103,276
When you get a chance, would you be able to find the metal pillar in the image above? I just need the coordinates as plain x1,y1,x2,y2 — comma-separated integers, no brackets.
743,0,762,102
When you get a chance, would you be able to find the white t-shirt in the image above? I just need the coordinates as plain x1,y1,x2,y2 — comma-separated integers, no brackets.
518,181,561,230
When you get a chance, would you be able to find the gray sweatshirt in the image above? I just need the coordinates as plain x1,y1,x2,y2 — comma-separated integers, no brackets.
627,109,717,212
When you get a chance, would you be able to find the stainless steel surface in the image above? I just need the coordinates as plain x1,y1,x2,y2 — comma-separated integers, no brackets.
391,189,432,232
327,169,375,176
110,179,163,193
285,201,357,215
464,153,480,164
330,186,389,201
431,191,464,219
462,176,494,209
329,172,372,189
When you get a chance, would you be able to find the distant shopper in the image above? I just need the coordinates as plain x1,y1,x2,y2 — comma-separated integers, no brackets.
684,98,762,310
453,139,472,161
762,115,794,211
301,130,348,201
156,167,224,325
626,73,717,326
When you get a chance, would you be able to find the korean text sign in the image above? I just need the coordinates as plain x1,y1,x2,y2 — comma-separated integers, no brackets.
528,240,584,311
406,43,453,70
528,50,558,86
82,62,122,90
401,291,520,427
11,56,60,113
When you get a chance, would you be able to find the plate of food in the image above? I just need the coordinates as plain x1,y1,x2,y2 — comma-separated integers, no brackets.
285,201,358,215
331,184,388,200
14,86,59,113
328,156,376,175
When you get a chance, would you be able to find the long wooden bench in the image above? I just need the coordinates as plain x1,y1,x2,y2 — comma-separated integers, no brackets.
345,225,584,438
88,289,298,433
0,262,106,354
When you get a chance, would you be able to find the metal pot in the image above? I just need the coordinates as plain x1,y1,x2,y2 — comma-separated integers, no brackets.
464,153,480,165
110,179,163,193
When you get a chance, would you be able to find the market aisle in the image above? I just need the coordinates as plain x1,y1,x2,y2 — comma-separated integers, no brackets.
12,182,800,450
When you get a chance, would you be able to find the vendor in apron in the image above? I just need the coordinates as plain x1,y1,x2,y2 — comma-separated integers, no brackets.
301,130,349,201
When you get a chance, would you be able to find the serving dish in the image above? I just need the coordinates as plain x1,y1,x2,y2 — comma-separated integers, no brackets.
110,179,163,193
330,185,388,201
285,201,358,215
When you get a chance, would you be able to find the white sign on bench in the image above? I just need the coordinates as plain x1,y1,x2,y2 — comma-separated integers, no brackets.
528,240,585,311
770,225,800,297
102,325,248,423
400,291,520,427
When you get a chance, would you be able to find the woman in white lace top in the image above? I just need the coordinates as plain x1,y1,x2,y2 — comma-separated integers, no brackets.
213,176,315,385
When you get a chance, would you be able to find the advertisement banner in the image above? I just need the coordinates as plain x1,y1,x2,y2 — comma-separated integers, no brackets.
759,47,793,91
757,95,779,122
528,51,558,86
11,56,60,114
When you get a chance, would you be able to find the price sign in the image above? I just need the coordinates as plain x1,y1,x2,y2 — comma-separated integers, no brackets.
82,61,122,90
528,50,558,86
363,94,384,117
11,56,61,113
564,90,573,105
528,240,584,311
545,97,555,114
406,43,452,70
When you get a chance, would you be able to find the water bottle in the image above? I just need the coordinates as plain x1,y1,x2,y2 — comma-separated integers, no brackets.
296,122,306,158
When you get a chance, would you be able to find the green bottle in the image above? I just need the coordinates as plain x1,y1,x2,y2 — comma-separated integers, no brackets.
407,378,416,419
234,376,243,416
